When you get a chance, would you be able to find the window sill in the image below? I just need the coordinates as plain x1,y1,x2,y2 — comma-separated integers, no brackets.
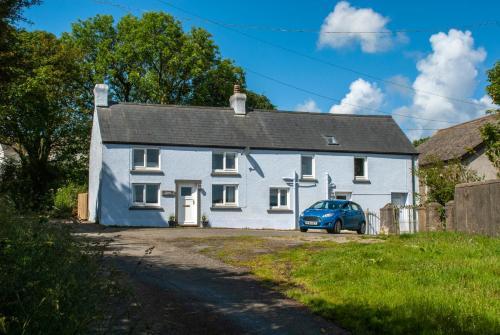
299,177,318,182
129,206,164,211
353,178,370,184
210,206,242,211
211,171,241,177
130,169,164,175
267,208,293,213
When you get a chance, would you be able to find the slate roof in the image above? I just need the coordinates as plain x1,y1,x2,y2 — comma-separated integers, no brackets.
97,103,417,155
418,114,496,165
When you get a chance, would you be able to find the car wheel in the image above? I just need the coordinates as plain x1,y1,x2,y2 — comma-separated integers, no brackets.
326,227,334,234
300,228,308,233
357,221,366,235
333,220,341,234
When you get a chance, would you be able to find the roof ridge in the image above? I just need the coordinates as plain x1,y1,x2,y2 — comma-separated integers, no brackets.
110,101,233,111
110,101,392,119
252,108,392,118
436,114,495,133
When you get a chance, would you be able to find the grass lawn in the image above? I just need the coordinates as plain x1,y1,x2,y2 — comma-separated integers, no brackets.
195,233,500,334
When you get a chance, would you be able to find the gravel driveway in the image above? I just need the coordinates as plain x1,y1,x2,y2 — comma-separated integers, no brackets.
77,225,353,334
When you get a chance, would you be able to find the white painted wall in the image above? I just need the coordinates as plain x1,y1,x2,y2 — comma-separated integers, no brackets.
94,144,416,229
88,111,103,222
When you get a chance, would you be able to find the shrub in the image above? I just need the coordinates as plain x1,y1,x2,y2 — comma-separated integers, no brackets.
53,183,87,218
417,157,483,205
0,197,120,334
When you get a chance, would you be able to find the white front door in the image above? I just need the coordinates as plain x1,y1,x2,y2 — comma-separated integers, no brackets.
177,183,198,226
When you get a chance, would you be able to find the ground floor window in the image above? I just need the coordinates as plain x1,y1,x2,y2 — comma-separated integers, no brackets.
270,188,289,209
391,192,408,206
329,191,352,200
132,183,160,205
212,184,238,206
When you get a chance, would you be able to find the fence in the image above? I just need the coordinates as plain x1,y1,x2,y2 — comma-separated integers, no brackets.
377,204,421,235
394,205,419,233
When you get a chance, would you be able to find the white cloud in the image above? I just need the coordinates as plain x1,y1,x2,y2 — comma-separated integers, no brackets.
318,1,404,53
385,75,413,98
295,99,322,113
394,29,495,139
330,78,384,114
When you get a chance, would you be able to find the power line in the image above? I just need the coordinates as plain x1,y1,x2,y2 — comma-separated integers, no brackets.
92,0,468,127
186,20,500,35
246,68,455,124
154,0,488,108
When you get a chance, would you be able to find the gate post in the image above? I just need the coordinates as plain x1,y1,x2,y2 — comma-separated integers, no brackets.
445,201,455,231
417,206,427,232
380,203,398,235
426,202,444,231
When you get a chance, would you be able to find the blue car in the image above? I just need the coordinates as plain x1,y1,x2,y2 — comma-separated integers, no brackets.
299,200,366,234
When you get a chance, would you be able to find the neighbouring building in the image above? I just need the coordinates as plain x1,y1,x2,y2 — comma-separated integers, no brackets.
88,84,418,229
0,144,18,163
418,114,498,180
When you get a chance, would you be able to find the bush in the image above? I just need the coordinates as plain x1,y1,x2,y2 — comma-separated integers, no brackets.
0,198,120,334
417,157,483,205
53,183,87,218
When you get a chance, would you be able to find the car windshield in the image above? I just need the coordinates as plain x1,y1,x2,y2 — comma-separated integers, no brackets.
309,201,342,210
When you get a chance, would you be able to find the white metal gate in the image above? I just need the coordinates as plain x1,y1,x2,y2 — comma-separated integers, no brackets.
394,205,419,233
365,210,381,235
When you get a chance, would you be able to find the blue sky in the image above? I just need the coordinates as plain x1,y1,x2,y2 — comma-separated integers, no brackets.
21,0,500,139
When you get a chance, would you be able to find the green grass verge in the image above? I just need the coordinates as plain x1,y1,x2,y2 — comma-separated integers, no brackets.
202,233,500,334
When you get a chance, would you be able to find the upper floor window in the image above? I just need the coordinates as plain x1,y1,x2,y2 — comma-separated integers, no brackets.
212,152,237,172
133,148,160,170
301,155,314,179
354,157,368,180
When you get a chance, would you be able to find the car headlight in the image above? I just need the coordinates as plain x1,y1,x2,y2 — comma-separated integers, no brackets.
299,213,304,219
323,213,334,218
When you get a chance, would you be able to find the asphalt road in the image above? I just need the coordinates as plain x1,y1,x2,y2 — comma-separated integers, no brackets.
78,225,351,334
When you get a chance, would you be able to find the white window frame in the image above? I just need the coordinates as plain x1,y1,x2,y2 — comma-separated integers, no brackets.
213,152,238,173
333,192,352,201
212,184,239,207
301,155,315,179
354,156,368,180
269,187,290,209
132,183,160,206
132,147,161,170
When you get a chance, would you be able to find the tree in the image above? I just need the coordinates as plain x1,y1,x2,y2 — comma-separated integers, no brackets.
412,136,429,148
0,0,41,87
416,157,482,205
480,61,500,176
0,30,89,210
62,12,275,109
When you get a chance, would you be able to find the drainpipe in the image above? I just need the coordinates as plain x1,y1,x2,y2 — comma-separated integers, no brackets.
294,171,299,229
325,172,330,199
411,155,417,231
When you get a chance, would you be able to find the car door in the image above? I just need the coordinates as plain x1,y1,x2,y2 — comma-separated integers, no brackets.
350,203,364,226
342,203,355,228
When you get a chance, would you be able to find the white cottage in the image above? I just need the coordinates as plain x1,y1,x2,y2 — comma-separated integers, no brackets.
88,84,418,229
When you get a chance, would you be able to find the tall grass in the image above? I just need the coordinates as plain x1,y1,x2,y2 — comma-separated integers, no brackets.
0,197,120,334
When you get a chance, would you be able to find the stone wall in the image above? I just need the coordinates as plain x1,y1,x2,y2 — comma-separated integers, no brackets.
452,179,499,237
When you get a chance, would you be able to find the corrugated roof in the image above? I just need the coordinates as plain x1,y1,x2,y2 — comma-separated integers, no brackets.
97,103,417,155
418,114,496,165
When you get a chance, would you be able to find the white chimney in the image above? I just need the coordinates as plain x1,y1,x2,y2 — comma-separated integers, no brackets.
229,84,246,115
94,84,109,107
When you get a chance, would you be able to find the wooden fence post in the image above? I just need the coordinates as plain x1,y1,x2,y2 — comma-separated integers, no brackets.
77,193,88,221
